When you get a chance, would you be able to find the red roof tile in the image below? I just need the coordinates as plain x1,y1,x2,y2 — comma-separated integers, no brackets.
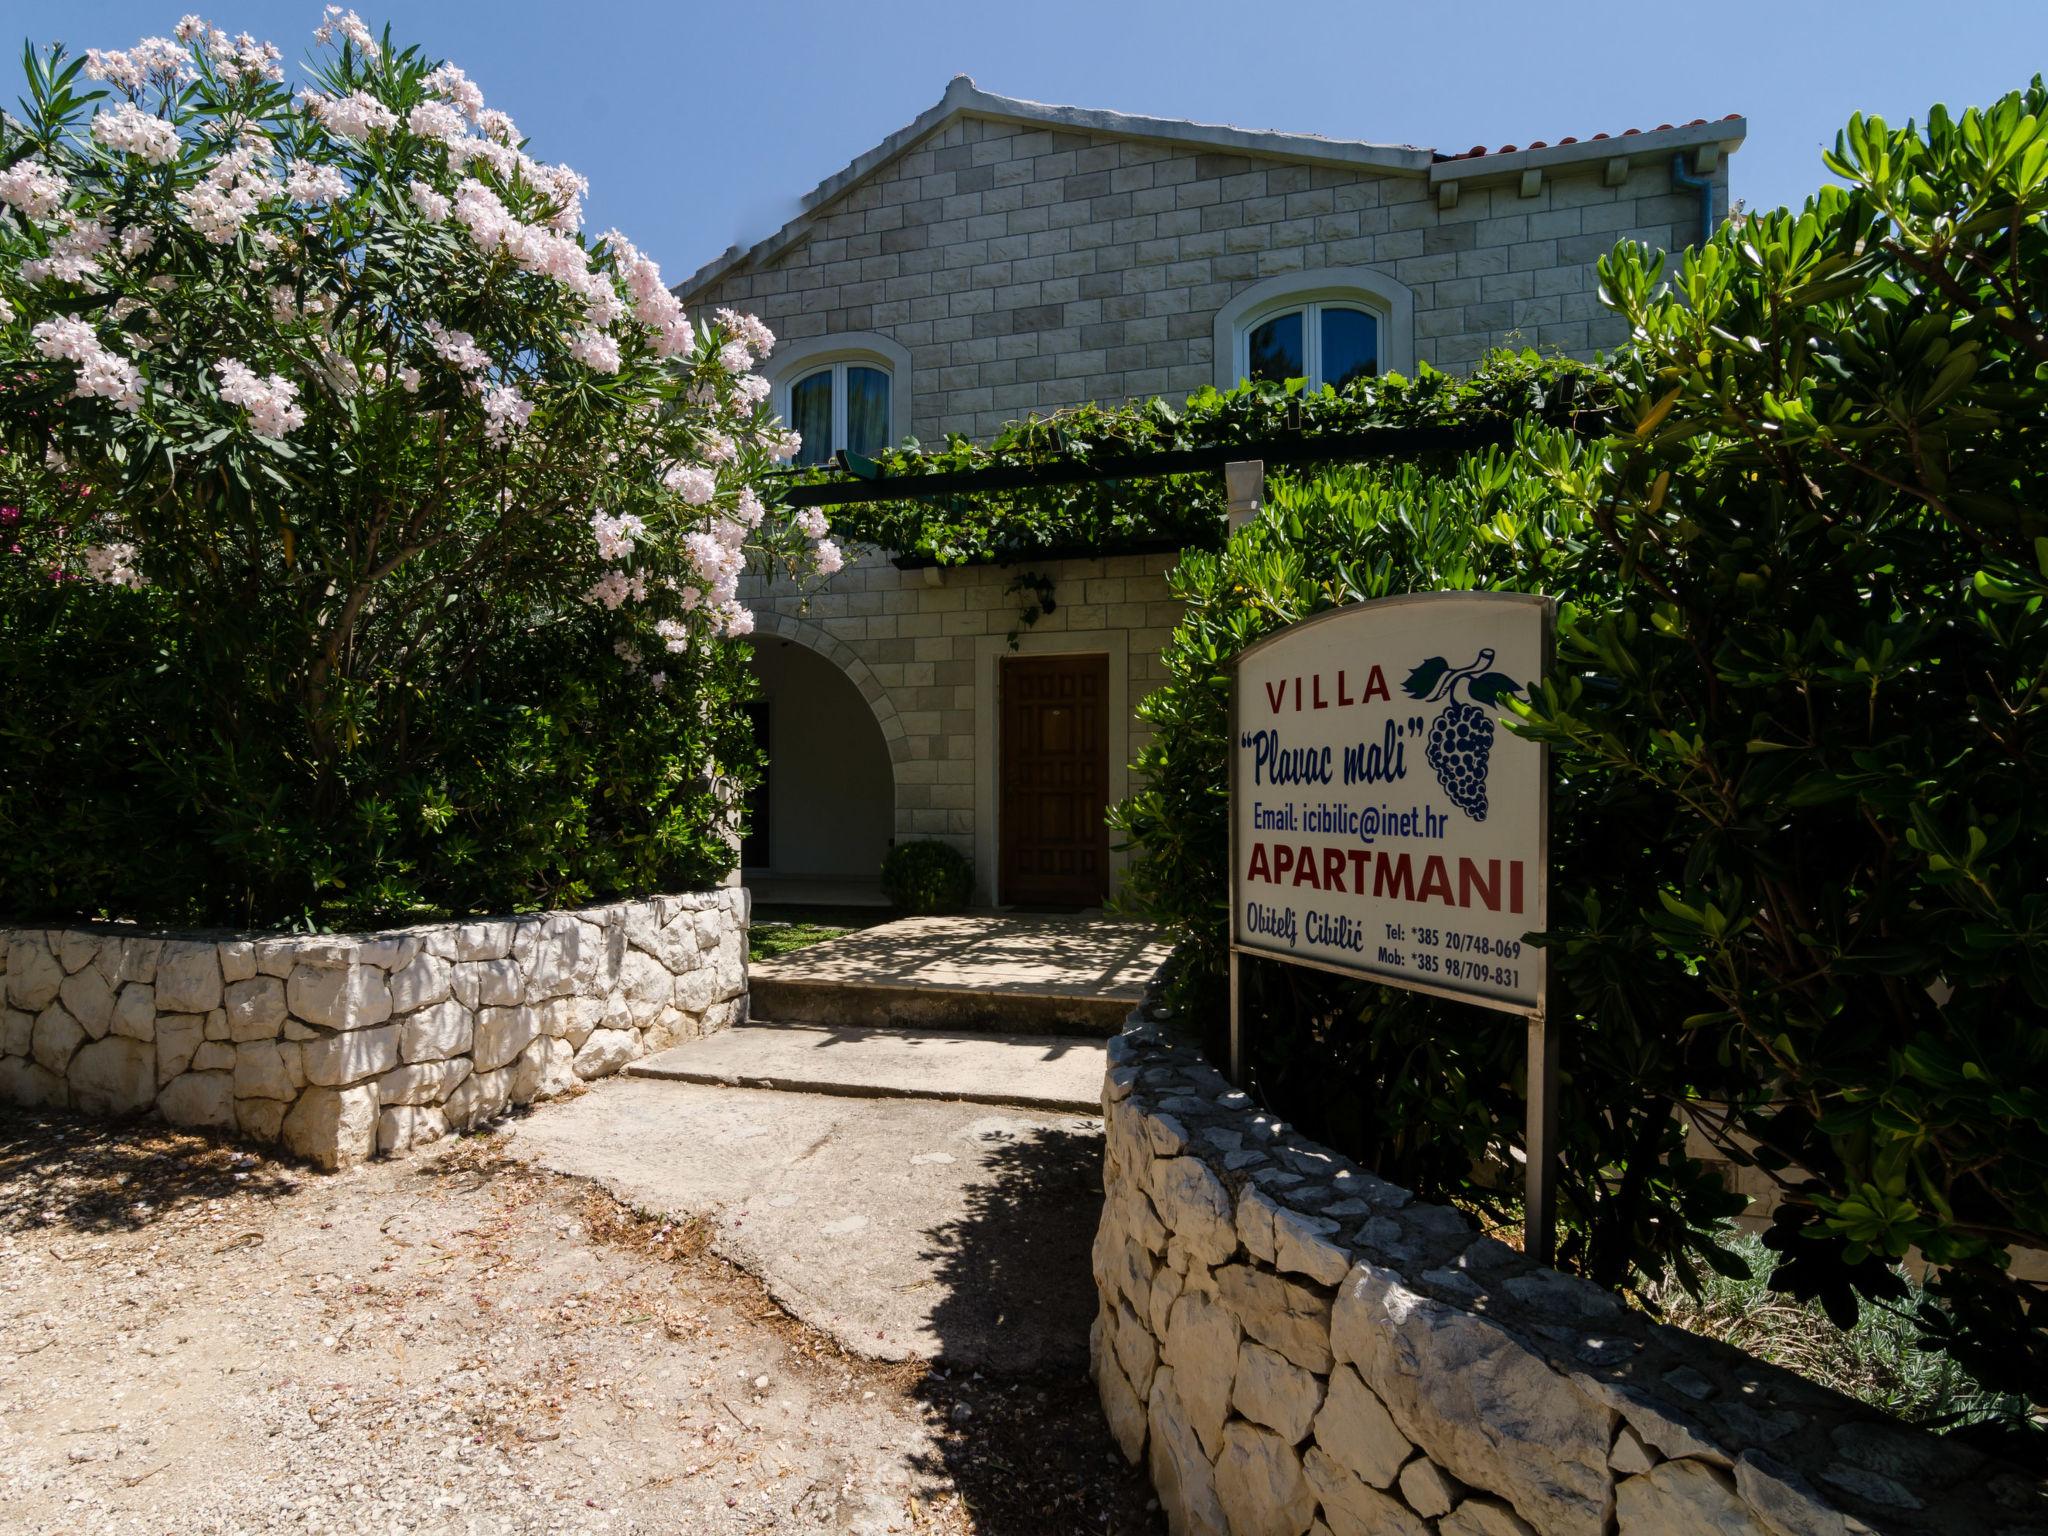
1434,115,1740,163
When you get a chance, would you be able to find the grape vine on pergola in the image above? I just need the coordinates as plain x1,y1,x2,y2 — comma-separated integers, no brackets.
757,358,1610,567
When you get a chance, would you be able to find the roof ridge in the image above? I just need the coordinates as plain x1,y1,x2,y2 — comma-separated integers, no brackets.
672,78,1746,300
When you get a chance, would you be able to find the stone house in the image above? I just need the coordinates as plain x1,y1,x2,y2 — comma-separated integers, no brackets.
677,79,1745,907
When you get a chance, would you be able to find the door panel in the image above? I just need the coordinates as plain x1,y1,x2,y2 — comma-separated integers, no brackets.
999,654,1109,905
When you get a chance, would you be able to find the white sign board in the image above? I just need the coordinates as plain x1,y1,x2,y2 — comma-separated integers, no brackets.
1229,592,1551,1015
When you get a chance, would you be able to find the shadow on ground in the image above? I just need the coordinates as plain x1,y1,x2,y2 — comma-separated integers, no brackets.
0,1105,300,1235
909,1122,1163,1534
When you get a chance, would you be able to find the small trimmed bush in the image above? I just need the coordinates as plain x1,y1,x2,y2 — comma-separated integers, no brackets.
879,840,972,915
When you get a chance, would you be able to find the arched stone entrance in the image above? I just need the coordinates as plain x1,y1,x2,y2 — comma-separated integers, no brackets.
743,612,901,901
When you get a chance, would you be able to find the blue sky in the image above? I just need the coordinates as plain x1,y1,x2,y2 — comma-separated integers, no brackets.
19,2,2048,280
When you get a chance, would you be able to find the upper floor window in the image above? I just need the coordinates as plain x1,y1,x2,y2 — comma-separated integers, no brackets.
1244,302,1379,391
786,360,891,467
1214,269,1415,392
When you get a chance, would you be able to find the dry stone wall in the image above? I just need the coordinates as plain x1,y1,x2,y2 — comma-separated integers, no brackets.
1096,995,2044,1536
0,891,746,1170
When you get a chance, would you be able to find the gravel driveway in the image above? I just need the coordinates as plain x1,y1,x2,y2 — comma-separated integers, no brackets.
0,1105,1161,1535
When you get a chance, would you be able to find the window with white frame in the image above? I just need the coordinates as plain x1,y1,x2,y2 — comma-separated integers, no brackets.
785,358,892,467
1241,300,1380,391
1214,269,1415,391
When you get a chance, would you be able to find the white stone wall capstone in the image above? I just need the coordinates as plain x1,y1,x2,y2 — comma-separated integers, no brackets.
0,890,747,1170
1096,979,2046,1536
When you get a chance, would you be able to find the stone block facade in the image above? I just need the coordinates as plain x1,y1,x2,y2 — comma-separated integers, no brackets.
698,86,1741,905
1098,986,2045,1536
0,891,747,1170
684,80,1739,444
741,549,1174,902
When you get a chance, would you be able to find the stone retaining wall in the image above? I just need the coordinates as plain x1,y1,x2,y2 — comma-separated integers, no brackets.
1094,998,2043,1536
0,891,747,1170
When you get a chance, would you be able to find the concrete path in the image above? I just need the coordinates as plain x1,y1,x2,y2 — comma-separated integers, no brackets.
749,914,1169,1035
508,1075,1104,1373
626,1022,1107,1113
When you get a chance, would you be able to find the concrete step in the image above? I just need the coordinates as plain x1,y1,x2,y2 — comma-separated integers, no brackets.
746,974,1131,1037
743,914,1168,1039
624,1022,1107,1114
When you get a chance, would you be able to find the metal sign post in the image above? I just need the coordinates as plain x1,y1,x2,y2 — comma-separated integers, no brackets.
1224,592,1558,1260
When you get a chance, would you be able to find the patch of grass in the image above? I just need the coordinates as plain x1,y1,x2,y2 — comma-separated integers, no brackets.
1645,1231,2031,1433
748,903,890,962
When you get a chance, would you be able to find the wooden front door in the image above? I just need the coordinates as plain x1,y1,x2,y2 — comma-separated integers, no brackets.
999,654,1110,906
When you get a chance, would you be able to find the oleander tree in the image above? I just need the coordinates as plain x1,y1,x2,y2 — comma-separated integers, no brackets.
0,12,841,925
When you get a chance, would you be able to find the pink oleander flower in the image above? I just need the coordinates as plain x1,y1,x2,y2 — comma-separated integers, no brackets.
303,88,397,142
716,308,775,361
23,216,114,286
664,463,717,506
733,374,771,406
613,638,641,667
406,99,469,146
176,142,275,243
408,179,451,221
524,160,587,231
814,539,844,575
183,21,283,85
283,160,348,204
796,508,828,540
33,318,146,411
477,109,519,145
717,340,750,375
654,618,688,652
423,320,490,375
118,224,156,259
770,429,803,462
583,570,631,610
85,36,193,95
452,178,511,247
648,671,666,693
83,542,145,589
215,357,305,437
601,230,689,354
313,7,379,59
422,61,484,121
734,489,766,529
0,158,68,220
480,382,533,445
589,510,646,560
91,102,182,165
684,530,745,607
702,432,735,465
0,295,13,325
398,365,421,392
31,316,102,363
567,329,620,374
717,603,755,638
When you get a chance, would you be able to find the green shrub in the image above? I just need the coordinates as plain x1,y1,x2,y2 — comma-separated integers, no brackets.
1112,433,1746,1297
1514,82,2048,1402
1114,82,2048,1407
880,840,973,915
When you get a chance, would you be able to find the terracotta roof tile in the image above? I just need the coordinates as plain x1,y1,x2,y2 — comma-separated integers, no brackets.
1434,115,1741,163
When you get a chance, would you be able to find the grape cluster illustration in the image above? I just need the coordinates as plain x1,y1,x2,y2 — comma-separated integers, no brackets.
1427,698,1495,820
1401,648,1522,824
